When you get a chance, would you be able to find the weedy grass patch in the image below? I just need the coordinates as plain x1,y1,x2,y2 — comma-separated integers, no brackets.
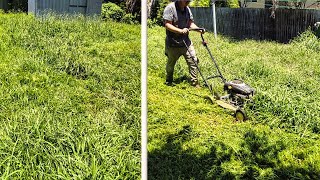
148,26,320,179
0,13,140,179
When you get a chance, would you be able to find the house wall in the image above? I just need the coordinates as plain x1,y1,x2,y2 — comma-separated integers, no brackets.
28,0,102,16
305,1,320,9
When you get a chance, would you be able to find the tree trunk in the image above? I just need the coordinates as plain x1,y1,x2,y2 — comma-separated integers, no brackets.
147,0,156,18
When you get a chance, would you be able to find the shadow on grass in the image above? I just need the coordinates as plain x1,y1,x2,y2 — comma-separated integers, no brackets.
148,126,320,179
173,75,190,85
148,125,235,179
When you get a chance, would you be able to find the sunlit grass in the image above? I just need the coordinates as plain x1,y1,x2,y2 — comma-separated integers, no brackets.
0,12,140,179
148,26,320,179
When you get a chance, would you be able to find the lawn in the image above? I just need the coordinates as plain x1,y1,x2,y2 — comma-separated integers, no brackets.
0,13,140,179
148,26,320,179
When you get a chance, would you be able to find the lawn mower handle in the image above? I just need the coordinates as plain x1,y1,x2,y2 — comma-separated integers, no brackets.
189,28,226,83
189,28,206,43
189,28,205,32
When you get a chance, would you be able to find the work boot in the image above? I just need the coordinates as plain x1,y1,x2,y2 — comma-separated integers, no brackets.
165,79,175,86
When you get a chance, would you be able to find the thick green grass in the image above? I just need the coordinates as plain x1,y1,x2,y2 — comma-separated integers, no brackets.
0,13,140,179
148,26,320,179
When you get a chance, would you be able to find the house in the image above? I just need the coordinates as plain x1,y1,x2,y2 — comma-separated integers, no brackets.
1,0,102,16
28,0,102,16
239,0,320,9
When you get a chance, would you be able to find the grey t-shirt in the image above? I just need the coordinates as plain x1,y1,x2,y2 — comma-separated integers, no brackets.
163,2,193,47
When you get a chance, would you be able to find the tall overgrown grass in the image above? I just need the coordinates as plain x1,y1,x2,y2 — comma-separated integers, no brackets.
0,13,140,178
148,26,320,179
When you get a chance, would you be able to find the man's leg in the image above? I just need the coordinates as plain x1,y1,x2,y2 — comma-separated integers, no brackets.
183,44,199,86
165,46,181,84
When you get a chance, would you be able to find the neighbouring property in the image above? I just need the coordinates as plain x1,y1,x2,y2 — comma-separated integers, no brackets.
0,0,102,16
191,7,320,42
28,0,102,16
239,0,320,9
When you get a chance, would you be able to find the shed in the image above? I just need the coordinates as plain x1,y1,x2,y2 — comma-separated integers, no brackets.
0,0,9,11
28,0,102,16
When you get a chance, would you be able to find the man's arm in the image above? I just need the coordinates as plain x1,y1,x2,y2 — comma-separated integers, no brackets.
164,20,189,35
189,21,205,34
189,21,198,29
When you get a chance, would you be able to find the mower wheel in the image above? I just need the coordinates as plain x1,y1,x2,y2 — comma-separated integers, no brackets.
235,108,247,122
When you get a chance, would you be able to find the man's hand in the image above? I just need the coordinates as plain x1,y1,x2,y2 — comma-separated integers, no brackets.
199,28,205,34
181,28,189,35
194,28,206,34
189,27,206,34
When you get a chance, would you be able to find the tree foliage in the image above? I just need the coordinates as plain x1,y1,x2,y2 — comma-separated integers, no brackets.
103,0,140,22
102,2,125,21
148,0,171,25
8,0,28,12
190,0,211,7
189,0,240,7
148,0,240,26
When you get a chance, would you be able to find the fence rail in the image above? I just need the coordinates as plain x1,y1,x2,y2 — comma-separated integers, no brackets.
191,7,320,43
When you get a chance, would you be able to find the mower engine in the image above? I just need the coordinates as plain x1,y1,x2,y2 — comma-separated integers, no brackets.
223,79,255,107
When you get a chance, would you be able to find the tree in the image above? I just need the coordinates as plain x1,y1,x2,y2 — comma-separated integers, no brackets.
190,0,239,7
8,0,28,12
147,0,157,17
268,0,307,19
104,0,141,20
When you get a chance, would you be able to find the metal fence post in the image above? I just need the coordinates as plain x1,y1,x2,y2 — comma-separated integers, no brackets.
212,0,217,38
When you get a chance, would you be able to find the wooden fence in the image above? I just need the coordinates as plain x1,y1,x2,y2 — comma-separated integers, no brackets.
190,7,320,43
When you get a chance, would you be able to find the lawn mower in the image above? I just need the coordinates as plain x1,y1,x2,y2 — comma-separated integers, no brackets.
183,28,255,121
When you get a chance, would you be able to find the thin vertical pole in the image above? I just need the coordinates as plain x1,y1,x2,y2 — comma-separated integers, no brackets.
212,0,217,38
141,0,148,178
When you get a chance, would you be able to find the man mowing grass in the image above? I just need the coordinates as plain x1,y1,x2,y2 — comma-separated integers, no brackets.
163,0,204,87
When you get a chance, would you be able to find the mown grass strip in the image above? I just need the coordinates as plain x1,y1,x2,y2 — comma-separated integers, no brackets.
148,26,320,179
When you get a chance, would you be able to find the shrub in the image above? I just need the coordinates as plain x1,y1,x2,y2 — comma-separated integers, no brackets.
122,13,137,24
190,0,212,7
101,2,124,22
291,29,320,51
227,0,240,8
149,0,170,26
147,19,159,28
